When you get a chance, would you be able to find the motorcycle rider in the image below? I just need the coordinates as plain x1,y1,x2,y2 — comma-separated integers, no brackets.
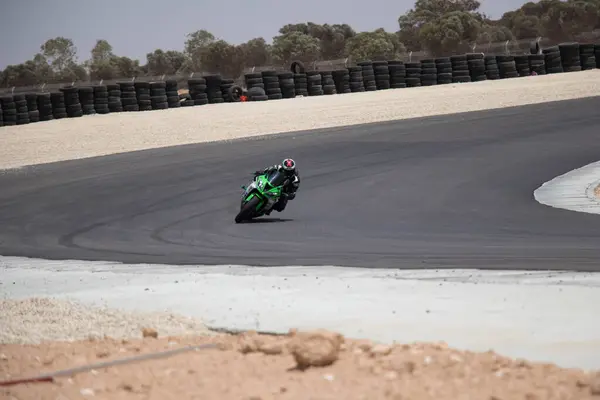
254,158,300,215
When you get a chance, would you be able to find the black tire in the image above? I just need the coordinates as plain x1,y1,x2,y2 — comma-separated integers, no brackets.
235,196,261,223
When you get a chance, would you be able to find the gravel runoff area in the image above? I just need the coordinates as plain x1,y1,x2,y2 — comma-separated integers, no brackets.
2,71,600,398
0,70,599,170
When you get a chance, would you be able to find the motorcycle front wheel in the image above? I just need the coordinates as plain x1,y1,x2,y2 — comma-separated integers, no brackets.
235,196,261,223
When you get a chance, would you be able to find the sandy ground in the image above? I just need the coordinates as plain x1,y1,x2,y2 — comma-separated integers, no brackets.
0,70,599,170
2,71,600,397
2,327,600,400
0,298,214,345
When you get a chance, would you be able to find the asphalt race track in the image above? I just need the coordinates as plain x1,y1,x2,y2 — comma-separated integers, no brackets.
1,97,600,271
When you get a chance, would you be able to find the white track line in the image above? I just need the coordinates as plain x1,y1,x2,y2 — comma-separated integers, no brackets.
534,161,600,214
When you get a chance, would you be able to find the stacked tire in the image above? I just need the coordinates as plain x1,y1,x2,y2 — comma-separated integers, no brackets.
150,82,168,110
405,63,422,87
165,80,180,108
278,72,296,98
188,78,208,106
451,55,471,83
388,61,407,88
358,62,377,91
0,101,3,127
60,87,83,118
466,53,486,81
51,92,67,119
107,84,123,113
332,69,351,94
321,71,337,94
543,46,563,74
420,59,437,86
484,56,501,80
596,45,600,68
12,94,30,125
0,96,16,126
307,72,323,96
294,73,308,96
134,82,152,111
261,71,282,100
373,61,391,90
579,44,596,70
220,79,235,102
247,87,268,101
496,56,519,79
435,58,452,84
559,43,581,72
244,73,264,91
514,55,531,76
93,85,110,114
119,82,139,111
347,66,365,92
205,75,224,104
528,54,546,75
37,93,54,121
78,87,96,115
25,93,40,123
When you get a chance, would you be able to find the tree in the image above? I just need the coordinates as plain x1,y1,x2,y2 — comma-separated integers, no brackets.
271,31,321,65
345,29,405,61
200,40,243,77
40,37,80,77
87,39,117,80
237,38,271,68
184,29,216,71
277,22,356,60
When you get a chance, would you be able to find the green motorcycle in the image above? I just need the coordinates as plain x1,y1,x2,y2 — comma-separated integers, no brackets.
235,169,287,223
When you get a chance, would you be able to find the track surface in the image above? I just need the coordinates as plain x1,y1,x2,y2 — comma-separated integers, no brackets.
1,97,600,270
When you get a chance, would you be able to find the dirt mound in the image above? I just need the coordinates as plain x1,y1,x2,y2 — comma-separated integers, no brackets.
2,328,599,400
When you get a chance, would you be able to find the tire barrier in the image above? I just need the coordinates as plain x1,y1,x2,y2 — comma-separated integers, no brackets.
294,73,308,96
514,55,531,77
347,66,365,92
135,82,151,111
529,54,546,75
165,80,180,108
278,72,296,99
25,93,40,123
118,82,138,112
467,53,486,82
388,61,406,88
544,46,563,73
262,71,283,100
420,59,437,86
60,86,82,118
106,84,123,113
332,69,351,94
484,56,500,80
306,71,323,96
1,41,599,128
321,71,337,94
358,61,377,91
78,87,95,115
37,93,53,121
13,94,30,125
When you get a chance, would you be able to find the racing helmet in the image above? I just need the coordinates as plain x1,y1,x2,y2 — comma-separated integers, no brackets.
282,158,296,174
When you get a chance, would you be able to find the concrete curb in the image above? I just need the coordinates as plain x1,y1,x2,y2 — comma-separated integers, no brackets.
534,160,600,215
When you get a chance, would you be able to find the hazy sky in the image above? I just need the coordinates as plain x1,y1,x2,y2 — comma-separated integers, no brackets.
0,0,528,69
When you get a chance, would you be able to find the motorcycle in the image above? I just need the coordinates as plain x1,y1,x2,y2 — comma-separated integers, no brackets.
235,169,288,223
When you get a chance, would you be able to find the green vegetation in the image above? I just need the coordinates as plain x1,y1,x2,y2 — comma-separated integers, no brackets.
1,0,598,86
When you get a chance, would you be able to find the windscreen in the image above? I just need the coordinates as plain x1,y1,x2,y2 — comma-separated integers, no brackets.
267,170,286,187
